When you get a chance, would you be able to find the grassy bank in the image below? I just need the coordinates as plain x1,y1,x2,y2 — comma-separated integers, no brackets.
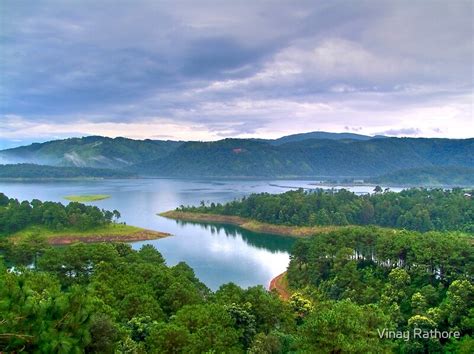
159,210,339,237
9,224,171,245
64,194,111,202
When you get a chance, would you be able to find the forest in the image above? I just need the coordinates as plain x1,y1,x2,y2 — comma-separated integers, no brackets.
2,135,473,179
369,166,474,187
0,192,120,235
1,194,473,352
1,227,472,352
178,188,474,233
0,163,135,179
287,227,473,353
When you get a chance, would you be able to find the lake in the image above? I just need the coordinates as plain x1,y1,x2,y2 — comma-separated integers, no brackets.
0,178,401,290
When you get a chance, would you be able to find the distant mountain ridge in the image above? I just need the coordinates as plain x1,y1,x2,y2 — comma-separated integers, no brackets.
0,163,135,179
270,131,382,144
1,133,473,181
369,166,474,187
131,137,473,177
0,136,182,168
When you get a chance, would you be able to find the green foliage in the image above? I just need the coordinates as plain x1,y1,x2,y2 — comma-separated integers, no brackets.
1,136,181,169
296,300,394,353
0,192,119,236
131,137,474,178
287,226,473,352
180,187,474,232
0,163,135,178
1,190,472,352
371,165,474,187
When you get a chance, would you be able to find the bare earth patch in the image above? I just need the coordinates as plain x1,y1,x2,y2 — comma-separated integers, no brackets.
269,272,291,300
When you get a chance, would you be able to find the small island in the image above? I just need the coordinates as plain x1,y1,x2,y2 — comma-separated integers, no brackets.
1,192,170,245
11,224,170,245
64,194,111,202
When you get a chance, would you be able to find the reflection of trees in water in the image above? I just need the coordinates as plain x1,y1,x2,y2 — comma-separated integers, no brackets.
173,219,295,253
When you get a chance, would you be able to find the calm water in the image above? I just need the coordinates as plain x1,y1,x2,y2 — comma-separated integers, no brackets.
0,179,401,290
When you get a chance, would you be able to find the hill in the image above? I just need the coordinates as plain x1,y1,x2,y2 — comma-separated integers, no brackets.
1,135,473,179
0,136,181,168
132,137,474,177
370,166,474,187
132,139,314,177
270,131,379,144
0,163,135,179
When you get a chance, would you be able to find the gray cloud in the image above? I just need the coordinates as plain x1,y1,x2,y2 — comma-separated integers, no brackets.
0,0,472,141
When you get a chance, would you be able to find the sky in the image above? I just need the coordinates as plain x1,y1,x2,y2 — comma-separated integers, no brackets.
0,0,473,148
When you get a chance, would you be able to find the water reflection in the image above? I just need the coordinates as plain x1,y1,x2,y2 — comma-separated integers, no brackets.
171,219,295,253
0,178,398,290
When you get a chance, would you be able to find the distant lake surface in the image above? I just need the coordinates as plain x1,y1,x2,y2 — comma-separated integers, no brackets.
0,179,402,290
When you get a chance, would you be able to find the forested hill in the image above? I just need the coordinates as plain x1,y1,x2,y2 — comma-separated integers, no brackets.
286,227,473,353
1,134,473,179
269,131,379,144
178,188,474,233
370,166,474,186
0,136,182,168
132,137,474,177
0,163,135,179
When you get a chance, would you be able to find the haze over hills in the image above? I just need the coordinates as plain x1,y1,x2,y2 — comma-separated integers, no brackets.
0,132,473,183
132,137,473,178
0,131,378,167
0,136,182,168
369,166,474,187
0,163,135,179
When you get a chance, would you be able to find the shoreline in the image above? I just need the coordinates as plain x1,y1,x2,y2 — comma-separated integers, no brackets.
9,224,171,245
269,272,291,300
159,210,339,237
47,229,171,245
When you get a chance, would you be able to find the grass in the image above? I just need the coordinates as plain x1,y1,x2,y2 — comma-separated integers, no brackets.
11,224,140,238
9,223,170,245
64,194,111,202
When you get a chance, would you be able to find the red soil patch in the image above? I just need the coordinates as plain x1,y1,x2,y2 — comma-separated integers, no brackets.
269,272,291,301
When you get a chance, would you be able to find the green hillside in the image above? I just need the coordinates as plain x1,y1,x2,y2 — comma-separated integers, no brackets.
371,166,474,187
0,164,135,179
0,136,181,168
133,137,474,177
1,135,473,179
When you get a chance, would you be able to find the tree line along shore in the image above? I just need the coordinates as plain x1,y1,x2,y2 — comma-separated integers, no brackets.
1,188,473,352
0,192,170,244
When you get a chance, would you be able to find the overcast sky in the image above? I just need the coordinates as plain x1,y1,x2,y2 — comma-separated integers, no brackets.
0,0,473,147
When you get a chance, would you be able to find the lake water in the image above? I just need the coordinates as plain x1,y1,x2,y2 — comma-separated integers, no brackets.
0,179,401,290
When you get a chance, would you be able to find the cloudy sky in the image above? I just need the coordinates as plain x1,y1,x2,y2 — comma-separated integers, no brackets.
0,0,472,148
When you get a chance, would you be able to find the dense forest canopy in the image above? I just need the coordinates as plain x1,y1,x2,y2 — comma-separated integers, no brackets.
0,196,473,352
1,229,472,352
0,136,181,169
0,192,120,236
287,227,473,353
0,163,135,179
179,188,474,233
369,166,474,187
1,135,473,179
131,137,474,177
